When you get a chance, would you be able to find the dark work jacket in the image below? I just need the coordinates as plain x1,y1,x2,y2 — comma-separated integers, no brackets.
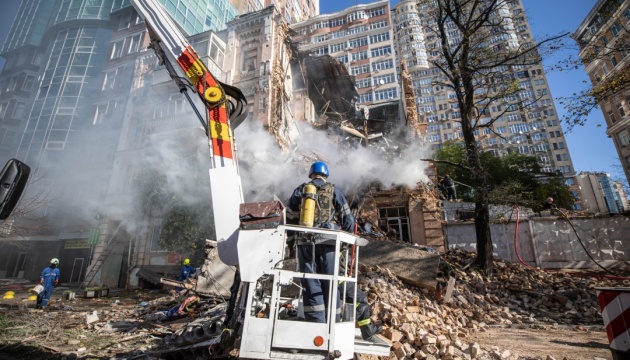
287,177,355,234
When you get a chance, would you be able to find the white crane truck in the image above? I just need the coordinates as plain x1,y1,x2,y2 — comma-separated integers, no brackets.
130,0,391,358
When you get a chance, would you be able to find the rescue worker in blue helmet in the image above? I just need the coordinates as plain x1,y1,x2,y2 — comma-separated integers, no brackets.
287,161,382,340
36,258,60,309
288,161,350,324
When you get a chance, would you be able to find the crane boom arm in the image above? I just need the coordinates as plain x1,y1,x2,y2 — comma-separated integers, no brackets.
131,0,246,168
131,0,245,266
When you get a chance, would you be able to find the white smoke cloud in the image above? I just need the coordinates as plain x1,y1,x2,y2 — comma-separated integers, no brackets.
235,118,432,203
116,84,433,215
141,130,213,205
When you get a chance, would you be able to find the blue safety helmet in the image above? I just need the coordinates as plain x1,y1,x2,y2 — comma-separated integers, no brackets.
309,161,329,178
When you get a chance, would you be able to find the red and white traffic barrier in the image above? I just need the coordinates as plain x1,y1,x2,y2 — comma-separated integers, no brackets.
596,287,630,359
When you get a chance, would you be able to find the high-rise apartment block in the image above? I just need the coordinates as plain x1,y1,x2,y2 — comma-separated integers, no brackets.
613,181,629,211
266,0,319,24
576,171,622,214
229,0,319,24
391,0,576,178
391,0,428,72
0,0,320,286
290,0,399,106
574,0,630,187
290,0,576,177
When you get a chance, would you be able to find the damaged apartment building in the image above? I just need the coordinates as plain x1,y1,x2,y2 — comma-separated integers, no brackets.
287,0,442,250
115,4,442,289
0,2,443,289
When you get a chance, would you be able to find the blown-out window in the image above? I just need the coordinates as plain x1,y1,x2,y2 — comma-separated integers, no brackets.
378,207,410,242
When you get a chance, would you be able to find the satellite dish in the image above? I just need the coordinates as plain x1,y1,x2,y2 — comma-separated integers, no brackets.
379,80,385,85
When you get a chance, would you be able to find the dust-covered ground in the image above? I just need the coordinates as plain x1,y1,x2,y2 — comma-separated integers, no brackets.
0,288,174,360
1,248,625,360
469,325,611,360
0,286,615,360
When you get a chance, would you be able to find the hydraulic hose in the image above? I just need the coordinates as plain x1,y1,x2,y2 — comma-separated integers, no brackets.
555,208,621,278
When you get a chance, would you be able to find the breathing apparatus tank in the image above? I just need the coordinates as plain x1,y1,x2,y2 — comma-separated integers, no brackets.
299,183,317,227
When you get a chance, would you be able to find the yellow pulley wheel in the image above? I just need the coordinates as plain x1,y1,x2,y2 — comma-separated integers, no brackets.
204,86,225,107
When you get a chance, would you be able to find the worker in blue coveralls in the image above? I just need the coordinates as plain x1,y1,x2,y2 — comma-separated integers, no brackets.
36,258,60,309
287,161,382,340
178,258,196,282
176,258,196,292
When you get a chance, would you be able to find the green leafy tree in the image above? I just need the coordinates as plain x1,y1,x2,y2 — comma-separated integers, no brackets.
419,0,566,276
159,203,213,265
435,143,573,210
532,178,574,211
133,148,214,264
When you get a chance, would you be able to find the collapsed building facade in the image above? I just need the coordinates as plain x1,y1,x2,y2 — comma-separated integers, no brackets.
1,0,626,298
113,4,445,289
0,1,443,288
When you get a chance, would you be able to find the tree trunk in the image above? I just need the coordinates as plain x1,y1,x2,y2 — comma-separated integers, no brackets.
474,198,493,277
467,142,494,277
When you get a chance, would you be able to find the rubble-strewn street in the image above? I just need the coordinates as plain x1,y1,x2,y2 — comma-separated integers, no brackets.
0,248,621,360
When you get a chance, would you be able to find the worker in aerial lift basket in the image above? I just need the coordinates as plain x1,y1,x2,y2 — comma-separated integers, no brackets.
339,246,382,341
287,161,382,340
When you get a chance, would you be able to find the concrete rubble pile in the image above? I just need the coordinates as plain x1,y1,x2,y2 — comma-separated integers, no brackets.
356,247,625,360
1,247,624,359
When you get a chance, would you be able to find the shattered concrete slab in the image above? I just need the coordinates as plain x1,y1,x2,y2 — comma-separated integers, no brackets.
360,239,440,290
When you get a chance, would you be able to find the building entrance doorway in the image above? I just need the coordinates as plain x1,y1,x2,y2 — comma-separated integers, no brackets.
70,258,85,283
10,252,26,278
